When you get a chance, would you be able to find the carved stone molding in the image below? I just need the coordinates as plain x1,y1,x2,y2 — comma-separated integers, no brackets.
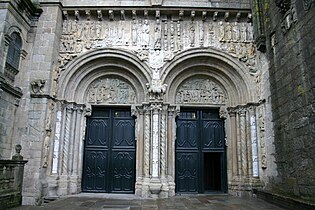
175,78,227,105
86,78,136,104
304,0,315,10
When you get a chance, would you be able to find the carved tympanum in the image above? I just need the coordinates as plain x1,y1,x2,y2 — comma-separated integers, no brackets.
87,78,136,104
176,78,227,104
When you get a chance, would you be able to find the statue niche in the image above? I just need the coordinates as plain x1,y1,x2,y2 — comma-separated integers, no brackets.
86,78,136,104
176,78,227,105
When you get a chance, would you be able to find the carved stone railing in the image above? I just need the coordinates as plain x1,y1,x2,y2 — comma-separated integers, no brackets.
0,145,28,209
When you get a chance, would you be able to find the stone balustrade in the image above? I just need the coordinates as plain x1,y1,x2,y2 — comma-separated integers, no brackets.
0,145,28,209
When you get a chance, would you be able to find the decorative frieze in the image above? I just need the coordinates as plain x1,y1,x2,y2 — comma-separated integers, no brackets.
58,10,256,80
175,78,227,105
86,78,136,104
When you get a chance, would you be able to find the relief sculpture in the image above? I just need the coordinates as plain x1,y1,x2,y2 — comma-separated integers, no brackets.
58,11,256,82
87,78,136,104
176,78,227,104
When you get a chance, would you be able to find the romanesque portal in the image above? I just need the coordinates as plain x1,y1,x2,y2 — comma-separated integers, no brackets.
39,8,266,199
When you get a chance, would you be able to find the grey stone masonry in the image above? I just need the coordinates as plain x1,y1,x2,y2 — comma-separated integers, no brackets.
261,0,315,205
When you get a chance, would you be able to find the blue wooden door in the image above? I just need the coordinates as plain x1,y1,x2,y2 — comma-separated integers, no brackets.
82,108,136,193
175,109,227,193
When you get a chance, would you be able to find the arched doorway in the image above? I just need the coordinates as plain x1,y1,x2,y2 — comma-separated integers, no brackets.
163,48,258,196
50,49,150,196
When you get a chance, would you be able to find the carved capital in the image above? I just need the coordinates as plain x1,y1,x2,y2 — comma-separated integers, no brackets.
84,104,92,117
219,106,228,119
238,108,246,117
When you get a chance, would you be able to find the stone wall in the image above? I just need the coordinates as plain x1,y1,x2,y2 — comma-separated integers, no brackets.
262,0,315,203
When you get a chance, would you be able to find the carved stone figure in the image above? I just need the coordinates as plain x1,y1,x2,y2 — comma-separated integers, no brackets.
142,19,150,49
232,22,240,42
225,22,232,42
208,22,215,46
154,20,162,50
189,22,195,47
219,21,225,42
176,21,182,51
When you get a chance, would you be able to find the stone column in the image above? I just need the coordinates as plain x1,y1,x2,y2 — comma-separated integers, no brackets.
149,103,162,198
134,105,144,196
229,110,238,177
143,105,151,178
239,109,248,177
166,105,177,197
52,102,63,174
249,106,259,177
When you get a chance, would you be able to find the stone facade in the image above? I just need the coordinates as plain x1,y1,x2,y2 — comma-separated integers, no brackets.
0,0,312,207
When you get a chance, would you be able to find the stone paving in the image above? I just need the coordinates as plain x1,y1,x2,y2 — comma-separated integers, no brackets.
10,194,284,210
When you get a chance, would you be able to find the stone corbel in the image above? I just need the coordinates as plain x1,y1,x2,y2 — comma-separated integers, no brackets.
30,79,46,95
213,12,218,21
224,12,229,22
132,10,137,20
85,10,91,20
202,11,207,21
97,10,102,21
63,11,68,20
75,10,80,20
179,10,184,21
144,10,149,19
109,10,114,21
120,10,125,20
190,11,195,21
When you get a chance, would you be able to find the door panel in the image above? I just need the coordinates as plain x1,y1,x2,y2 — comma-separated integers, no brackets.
202,121,224,150
176,109,226,194
176,152,199,193
111,151,135,192
82,108,135,193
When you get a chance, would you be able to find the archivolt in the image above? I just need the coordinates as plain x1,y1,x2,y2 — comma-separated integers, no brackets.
162,48,256,106
58,48,151,104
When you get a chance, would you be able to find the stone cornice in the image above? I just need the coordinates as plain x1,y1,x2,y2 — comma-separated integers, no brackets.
0,0,43,28
0,75,23,99
60,8,251,21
